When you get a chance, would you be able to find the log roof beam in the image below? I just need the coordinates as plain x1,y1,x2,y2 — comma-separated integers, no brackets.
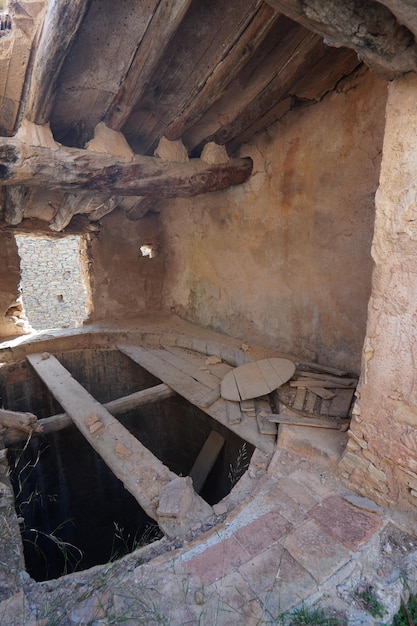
105,0,193,132
0,131,252,198
23,0,92,125
263,0,417,80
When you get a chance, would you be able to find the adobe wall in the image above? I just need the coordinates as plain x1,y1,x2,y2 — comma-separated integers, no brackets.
340,73,417,510
0,231,26,340
160,69,387,373
87,210,164,322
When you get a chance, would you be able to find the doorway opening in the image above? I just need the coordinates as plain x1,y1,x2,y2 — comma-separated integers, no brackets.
14,234,92,331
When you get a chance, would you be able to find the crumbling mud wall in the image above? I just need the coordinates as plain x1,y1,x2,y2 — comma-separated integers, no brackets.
340,73,417,510
161,69,387,373
0,231,26,340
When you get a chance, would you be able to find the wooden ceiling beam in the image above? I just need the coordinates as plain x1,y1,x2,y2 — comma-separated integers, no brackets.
49,193,119,232
263,0,417,79
184,27,322,151
0,135,252,197
123,0,264,155
105,0,193,132
24,0,92,125
164,3,280,142
5,186,27,226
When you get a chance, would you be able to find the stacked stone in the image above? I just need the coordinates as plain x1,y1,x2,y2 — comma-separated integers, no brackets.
15,235,89,331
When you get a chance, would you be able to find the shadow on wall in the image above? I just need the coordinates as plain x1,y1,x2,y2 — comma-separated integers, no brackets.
15,234,91,331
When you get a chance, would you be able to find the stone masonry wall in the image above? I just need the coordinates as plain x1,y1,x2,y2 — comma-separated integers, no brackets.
339,73,417,511
15,235,90,331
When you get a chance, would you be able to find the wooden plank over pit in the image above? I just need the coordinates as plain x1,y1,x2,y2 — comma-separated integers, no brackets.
117,344,275,454
26,353,180,522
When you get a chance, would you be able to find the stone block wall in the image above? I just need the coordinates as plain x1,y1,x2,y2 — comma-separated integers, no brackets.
339,73,417,511
15,235,90,331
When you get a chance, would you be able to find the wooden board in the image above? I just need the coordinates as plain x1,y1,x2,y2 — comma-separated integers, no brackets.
152,347,219,389
118,344,211,406
26,353,177,521
221,358,295,401
189,431,225,493
266,412,348,430
118,344,275,455
4,383,175,444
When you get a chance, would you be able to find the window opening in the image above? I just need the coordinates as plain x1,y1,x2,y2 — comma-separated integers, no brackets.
14,234,91,331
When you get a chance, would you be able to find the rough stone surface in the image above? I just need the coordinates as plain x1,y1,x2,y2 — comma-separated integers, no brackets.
161,70,387,373
340,72,417,510
0,232,27,339
15,234,90,331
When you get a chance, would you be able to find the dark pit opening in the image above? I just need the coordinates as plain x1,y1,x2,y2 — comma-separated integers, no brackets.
1,348,254,581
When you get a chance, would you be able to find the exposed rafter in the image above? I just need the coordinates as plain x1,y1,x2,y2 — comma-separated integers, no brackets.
105,0,193,132
5,185,27,226
264,0,417,79
164,3,280,142
24,0,92,125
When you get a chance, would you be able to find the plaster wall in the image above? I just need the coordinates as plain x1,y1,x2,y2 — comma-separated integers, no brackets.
87,210,164,322
161,70,387,373
340,73,417,510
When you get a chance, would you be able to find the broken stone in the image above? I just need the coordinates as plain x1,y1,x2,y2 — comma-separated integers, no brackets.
41,352,50,360
115,442,131,456
89,420,103,434
205,356,221,365
85,413,99,427
156,476,213,538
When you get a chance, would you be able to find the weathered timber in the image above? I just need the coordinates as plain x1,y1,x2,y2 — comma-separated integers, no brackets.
105,0,193,131
306,386,336,400
221,358,295,402
0,136,252,197
226,400,242,425
165,3,280,141
4,383,175,445
123,0,264,153
5,186,26,225
49,193,119,232
186,26,322,150
296,361,348,376
189,430,225,493
0,408,42,434
118,344,275,454
290,379,356,389
266,412,348,430
158,346,220,389
24,0,92,124
27,353,213,536
264,0,417,79
122,197,155,221
295,371,357,384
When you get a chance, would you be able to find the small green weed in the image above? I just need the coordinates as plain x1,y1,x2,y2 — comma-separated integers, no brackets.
393,594,417,626
356,585,385,619
228,443,249,487
280,603,346,625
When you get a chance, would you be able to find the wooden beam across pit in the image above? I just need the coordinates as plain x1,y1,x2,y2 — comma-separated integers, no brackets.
117,344,276,454
4,383,175,445
26,353,209,533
